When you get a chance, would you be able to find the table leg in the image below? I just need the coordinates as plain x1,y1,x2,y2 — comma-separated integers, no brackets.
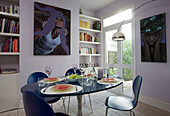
77,95,82,116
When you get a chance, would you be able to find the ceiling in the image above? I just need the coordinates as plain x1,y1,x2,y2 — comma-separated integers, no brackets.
79,0,117,11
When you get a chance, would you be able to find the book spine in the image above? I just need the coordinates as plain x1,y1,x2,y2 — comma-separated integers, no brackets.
4,39,9,52
14,39,18,52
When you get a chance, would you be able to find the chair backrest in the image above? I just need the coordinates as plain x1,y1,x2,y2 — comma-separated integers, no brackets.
27,72,48,84
23,91,55,116
132,75,143,107
65,68,81,76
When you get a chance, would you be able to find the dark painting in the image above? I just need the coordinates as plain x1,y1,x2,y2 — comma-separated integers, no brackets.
34,2,70,55
140,13,166,62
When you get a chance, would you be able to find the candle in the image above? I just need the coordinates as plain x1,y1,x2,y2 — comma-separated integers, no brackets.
98,69,103,79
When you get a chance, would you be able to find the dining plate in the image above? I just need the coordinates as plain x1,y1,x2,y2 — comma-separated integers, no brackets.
39,77,65,84
41,84,83,95
97,78,121,85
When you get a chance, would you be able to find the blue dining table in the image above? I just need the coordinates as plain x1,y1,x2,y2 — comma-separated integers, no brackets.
21,77,123,116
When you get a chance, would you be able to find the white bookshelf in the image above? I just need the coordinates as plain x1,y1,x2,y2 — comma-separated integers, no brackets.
0,12,19,19
79,27,101,33
0,52,20,55
0,32,20,37
79,41,101,45
79,14,102,68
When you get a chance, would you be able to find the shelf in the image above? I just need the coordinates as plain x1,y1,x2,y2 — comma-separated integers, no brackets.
0,12,19,18
0,73,19,76
79,41,101,45
79,14,100,21
0,32,20,37
0,52,20,55
79,27,101,33
79,54,101,56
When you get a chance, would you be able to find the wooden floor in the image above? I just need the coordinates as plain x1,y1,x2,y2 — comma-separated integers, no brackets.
0,90,170,116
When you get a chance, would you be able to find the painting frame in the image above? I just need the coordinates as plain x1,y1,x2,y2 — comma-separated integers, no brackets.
140,13,167,62
34,2,71,55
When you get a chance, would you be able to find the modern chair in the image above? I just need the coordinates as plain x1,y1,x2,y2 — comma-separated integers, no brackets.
23,91,69,116
105,75,143,116
27,72,66,112
65,68,93,113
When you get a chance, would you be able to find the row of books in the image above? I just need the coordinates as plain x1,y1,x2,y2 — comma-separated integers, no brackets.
0,17,19,34
1,37,19,53
93,22,101,31
0,5,19,15
79,20,89,29
79,47,97,54
79,32,99,42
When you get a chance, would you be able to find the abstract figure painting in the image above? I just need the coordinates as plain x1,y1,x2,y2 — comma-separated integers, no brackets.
34,2,70,55
140,13,166,62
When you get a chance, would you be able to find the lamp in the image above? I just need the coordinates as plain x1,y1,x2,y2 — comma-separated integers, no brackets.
112,0,157,41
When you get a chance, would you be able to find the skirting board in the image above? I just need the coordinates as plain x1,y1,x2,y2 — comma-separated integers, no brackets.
19,100,23,109
139,95,170,113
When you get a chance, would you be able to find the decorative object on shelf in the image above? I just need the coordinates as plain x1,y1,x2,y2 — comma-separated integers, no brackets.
1,68,17,74
141,13,166,62
0,5,19,14
34,2,71,55
79,9,82,14
112,0,157,41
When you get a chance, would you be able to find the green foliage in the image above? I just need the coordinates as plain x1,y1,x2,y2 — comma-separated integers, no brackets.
123,40,132,65
123,69,132,81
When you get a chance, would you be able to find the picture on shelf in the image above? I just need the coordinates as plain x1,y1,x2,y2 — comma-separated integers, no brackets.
140,13,166,62
34,2,71,55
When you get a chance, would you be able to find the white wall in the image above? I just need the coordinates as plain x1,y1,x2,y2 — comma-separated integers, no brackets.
20,0,79,89
96,0,170,104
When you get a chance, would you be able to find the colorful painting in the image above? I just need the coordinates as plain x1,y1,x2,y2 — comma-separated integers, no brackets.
34,2,70,55
140,13,166,62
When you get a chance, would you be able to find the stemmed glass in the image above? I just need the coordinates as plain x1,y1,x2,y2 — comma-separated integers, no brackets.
45,66,52,77
72,64,78,74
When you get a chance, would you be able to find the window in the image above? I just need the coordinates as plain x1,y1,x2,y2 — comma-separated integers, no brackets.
103,8,134,96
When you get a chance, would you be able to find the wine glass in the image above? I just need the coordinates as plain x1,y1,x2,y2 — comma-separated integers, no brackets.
72,64,78,74
45,66,52,77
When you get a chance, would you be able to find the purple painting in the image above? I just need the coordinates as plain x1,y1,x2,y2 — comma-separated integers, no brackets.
34,2,70,55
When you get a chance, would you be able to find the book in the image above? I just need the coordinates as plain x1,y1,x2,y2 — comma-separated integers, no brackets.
1,40,5,52
1,18,5,32
14,39,18,52
4,39,9,52
84,33,87,41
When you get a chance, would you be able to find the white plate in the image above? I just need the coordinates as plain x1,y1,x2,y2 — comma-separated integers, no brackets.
41,84,83,95
97,78,121,85
39,78,65,84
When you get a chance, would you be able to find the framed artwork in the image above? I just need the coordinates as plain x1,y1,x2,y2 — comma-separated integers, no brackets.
34,2,71,55
140,13,166,62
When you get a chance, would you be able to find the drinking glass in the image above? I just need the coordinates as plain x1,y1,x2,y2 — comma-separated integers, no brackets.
37,77,45,88
45,66,52,77
72,64,78,74
85,78,93,86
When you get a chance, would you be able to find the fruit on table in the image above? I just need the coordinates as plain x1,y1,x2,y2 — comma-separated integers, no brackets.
102,78,114,82
44,77,59,82
67,74,81,79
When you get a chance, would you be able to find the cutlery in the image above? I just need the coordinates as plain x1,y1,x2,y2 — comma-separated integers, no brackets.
43,86,49,92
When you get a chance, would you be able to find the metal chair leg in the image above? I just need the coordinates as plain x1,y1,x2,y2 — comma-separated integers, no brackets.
130,110,135,116
105,107,109,116
62,97,66,114
88,94,93,113
67,96,70,114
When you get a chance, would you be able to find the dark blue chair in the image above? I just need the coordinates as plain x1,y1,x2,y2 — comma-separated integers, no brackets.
105,75,143,116
23,91,69,116
27,72,61,104
65,68,81,76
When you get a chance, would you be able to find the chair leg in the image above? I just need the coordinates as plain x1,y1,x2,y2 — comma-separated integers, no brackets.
105,107,109,116
88,94,93,113
62,97,66,114
130,110,135,116
67,96,70,114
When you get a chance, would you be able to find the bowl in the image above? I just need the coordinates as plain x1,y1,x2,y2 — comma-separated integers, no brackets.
66,78,80,83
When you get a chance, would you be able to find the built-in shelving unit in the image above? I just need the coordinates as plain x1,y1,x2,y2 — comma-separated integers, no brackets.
0,0,20,112
79,14,102,68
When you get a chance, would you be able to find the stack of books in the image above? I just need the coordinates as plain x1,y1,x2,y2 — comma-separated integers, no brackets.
0,17,19,34
79,47,96,54
79,32,99,42
93,22,101,30
79,20,89,28
1,37,19,53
